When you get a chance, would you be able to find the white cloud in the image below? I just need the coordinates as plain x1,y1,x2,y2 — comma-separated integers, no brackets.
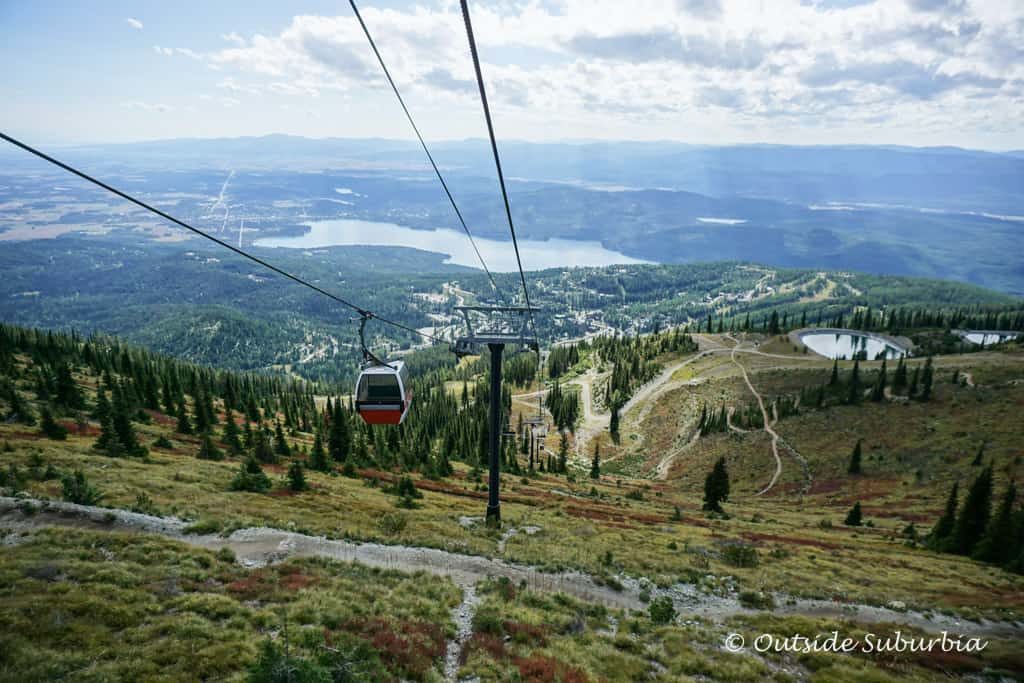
191,0,1022,142
221,32,246,45
125,17,144,30
121,101,171,112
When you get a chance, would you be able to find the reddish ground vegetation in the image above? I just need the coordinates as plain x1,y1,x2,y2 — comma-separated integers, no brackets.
144,410,176,426
512,655,590,683
338,617,446,679
503,620,547,646
740,531,843,551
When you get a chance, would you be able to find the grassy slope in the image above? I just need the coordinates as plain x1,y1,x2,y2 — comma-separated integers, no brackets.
3,339,1024,681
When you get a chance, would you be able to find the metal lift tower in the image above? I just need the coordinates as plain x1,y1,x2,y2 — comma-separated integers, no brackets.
453,305,539,527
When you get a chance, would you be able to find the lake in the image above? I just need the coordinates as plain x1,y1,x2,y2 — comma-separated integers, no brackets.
799,330,907,360
254,219,651,271
962,331,1019,345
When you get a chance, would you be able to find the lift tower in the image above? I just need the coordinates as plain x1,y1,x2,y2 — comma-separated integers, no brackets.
453,305,539,527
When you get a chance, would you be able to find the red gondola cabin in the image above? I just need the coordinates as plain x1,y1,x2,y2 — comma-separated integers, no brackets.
355,361,412,425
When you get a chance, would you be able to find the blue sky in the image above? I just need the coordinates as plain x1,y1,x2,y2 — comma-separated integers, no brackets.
3,0,1021,149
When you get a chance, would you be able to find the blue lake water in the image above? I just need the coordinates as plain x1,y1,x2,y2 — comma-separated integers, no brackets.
800,331,907,360
254,219,651,271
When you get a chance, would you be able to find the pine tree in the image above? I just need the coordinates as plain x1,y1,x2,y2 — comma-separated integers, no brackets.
928,482,958,550
844,502,863,526
848,439,863,475
893,357,907,393
702,457,730,513
287,459,308,492
590,443,601,480
309,431,330,472
871,359,887,402
973,482,1016,564
557,431,569,474
273,420,291,458
847,360,861,404
197,433,224,461
829,359,839,386
919,357,934,401
253,428,277,464
39,407,67,441
222,408,243,454
112,389,145,457
971,442,985,466
328,401,351,463
908,366,920,397
949,465,993,556
93,409,123,457
176,401,193,435
229,456,272,493
54,363,84,409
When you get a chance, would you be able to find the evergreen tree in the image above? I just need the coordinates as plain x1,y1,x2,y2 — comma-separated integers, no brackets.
893,357,907,393
590,443,601,480
609,404,620,443
848,439,863,475
919,357,934,401
973,482,1016,564
39,407,67,441
871,359,887,401
908,366,920,397
54,363,84,409
253,428,277,464
112,389,145,456
229,456,273,493
93,409,123,457
287,459,308,492
557,431,569,474
829,359,839,386
971,441,986,466
328,401,351,463
702,457,730,512
309,431,330,472
847,360,861,404
175,401,193,435
928,482,958,550
844,502,863,526
61,469,103,505
273,420,291,458
949,465,993,555
197,433,224,461
222,408,243,454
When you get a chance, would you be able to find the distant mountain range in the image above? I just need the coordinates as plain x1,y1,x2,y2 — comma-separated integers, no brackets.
1,135,1021,293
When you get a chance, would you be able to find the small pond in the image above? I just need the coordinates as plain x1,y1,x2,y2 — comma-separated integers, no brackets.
799,330,907,360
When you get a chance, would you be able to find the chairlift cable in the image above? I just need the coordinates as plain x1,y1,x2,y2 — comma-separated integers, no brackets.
0,131,444,345
348,0,506,304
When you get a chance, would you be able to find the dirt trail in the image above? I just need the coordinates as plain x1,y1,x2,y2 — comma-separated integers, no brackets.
2,497,1020,640
731,342,783,495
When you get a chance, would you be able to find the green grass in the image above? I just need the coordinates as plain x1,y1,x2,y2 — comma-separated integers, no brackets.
0,527,460,682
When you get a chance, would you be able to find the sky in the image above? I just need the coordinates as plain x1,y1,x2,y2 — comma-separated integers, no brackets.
2,0,1022,150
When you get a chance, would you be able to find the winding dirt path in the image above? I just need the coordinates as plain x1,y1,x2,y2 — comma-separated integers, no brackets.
2,497,1020,641
730,343,784,495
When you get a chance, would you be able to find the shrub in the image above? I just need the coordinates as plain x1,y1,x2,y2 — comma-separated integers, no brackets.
229,457,272,493
720,541,759,568
184,518,224,535
61,470,102,505
376,512,407,536
317,631,388,683
738,590,776,610
648,596,676,625
39,408,68,441
247,639,330,683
